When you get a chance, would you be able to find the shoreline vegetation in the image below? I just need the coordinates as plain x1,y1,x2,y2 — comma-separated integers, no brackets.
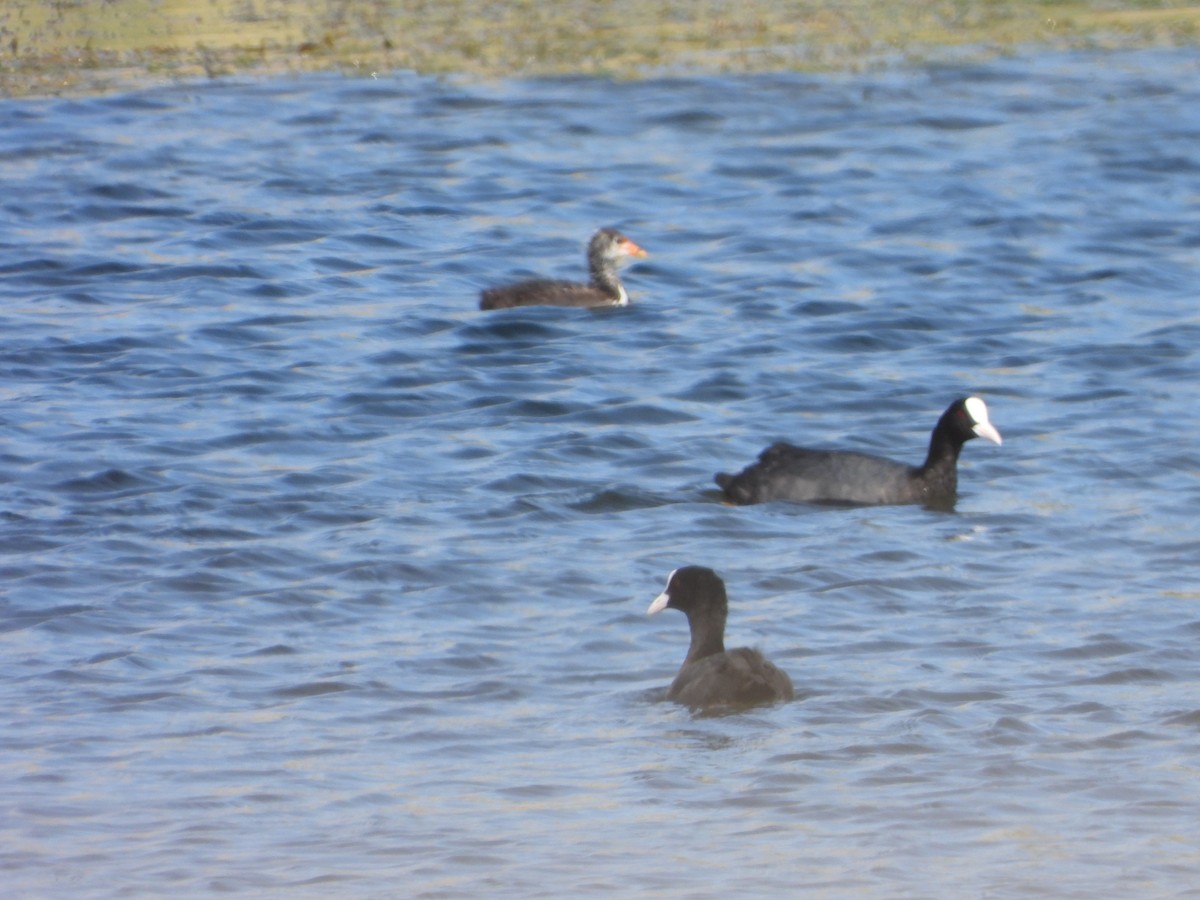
2,1,1199,98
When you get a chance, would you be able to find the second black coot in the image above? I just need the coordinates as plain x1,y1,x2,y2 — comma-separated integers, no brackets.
479,227,647,310
715,396,1002,509
647,566,794,713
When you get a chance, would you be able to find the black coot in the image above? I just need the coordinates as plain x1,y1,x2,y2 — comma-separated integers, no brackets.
647,566,794,713
715,396,1002,510
479,227,647,310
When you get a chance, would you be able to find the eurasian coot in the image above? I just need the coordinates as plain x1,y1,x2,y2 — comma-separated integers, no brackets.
647,566,794,713
715,396,1002,509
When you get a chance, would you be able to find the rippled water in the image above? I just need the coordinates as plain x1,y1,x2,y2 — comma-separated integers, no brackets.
2,50,1199,896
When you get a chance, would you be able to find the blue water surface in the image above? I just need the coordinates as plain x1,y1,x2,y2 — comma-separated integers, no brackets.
1,49,1198,897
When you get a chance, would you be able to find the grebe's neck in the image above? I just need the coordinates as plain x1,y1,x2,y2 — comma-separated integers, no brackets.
589,255,626,304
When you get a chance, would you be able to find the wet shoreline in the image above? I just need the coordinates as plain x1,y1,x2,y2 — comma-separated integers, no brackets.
3,1,1200,98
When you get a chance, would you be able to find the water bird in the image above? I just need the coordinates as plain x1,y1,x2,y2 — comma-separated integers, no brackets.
715,396,1002,509
647,566,794,713
479,227,647,310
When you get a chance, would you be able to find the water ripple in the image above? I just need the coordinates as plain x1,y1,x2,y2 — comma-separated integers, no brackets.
0,49,1198,898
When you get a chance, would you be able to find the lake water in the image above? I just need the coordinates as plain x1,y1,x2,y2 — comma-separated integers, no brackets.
1,49,1198,897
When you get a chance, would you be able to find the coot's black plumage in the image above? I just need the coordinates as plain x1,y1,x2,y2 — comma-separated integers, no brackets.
479,227,647,310
715,396,1002,510
647,566,794,713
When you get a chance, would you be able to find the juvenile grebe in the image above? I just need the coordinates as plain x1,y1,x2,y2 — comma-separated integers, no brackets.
479,227,647,310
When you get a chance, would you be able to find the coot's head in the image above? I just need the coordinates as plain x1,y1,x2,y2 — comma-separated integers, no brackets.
592,227,648,265
648,566,728,623
941,396,1002,447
